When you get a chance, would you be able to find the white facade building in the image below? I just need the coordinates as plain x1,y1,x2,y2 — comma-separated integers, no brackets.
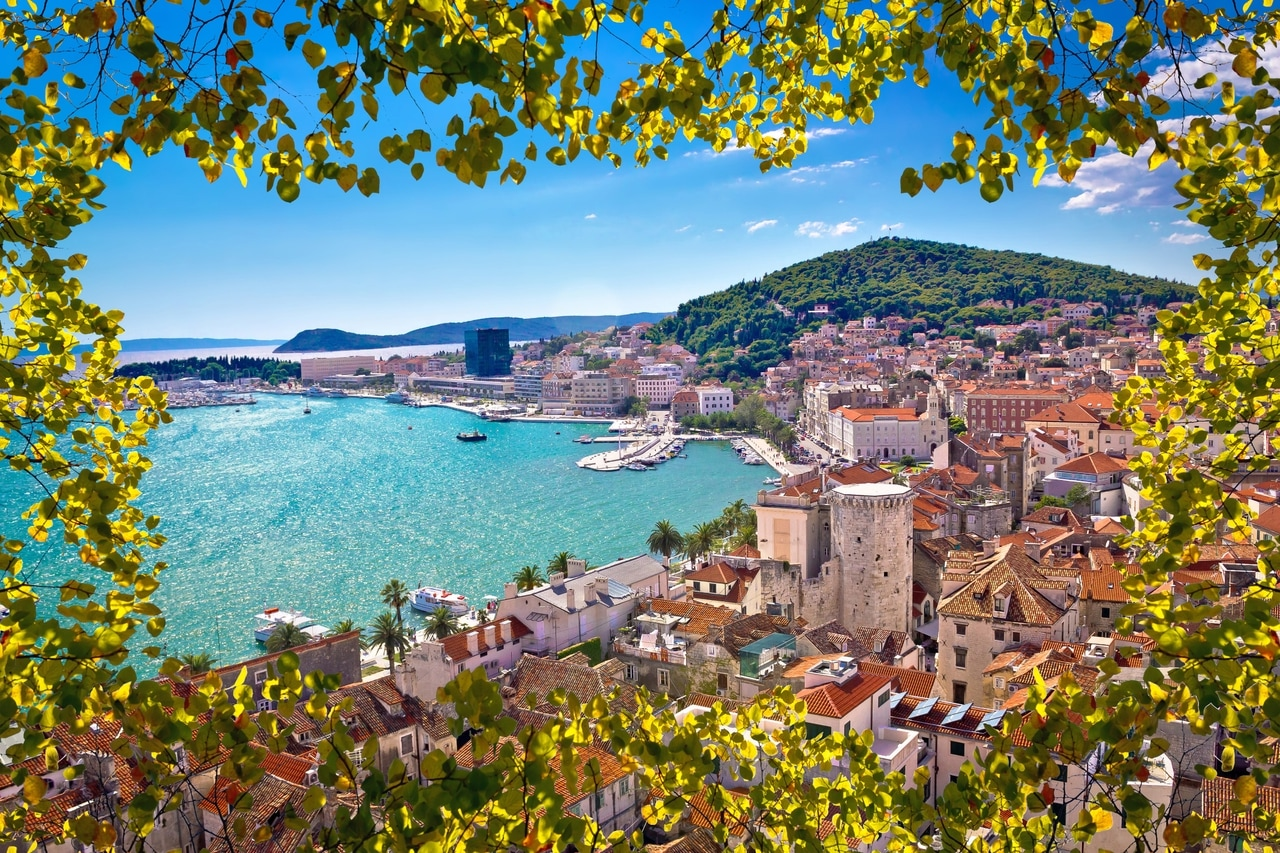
634,374,679,408
697,387,735,415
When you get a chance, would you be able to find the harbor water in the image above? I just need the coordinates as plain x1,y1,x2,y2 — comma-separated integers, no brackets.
0,394,765,664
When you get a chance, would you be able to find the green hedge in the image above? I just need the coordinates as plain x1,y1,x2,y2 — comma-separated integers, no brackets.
556,637,603,666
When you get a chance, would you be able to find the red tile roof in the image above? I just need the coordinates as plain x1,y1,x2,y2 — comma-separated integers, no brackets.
798,672,893,719
439,617,533,663
1026,401,1101,425
685,561,738,584
1055,452,1129,475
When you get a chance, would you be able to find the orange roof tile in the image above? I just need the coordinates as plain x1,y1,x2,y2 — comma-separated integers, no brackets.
440,617,533,663
799,671,893,718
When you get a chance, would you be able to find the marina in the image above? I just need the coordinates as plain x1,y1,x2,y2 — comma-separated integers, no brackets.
0,394,766,663
576,433,685,472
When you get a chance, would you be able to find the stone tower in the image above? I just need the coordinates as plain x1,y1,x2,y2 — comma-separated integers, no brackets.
829,482,915,633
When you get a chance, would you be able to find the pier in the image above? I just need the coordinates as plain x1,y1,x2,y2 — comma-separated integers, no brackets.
577,432,682,472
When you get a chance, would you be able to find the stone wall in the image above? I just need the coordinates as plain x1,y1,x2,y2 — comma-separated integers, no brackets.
829,484,915,634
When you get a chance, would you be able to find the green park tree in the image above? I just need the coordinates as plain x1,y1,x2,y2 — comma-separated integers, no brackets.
646,520,684,568
512,564,547,591
1,0,1279,851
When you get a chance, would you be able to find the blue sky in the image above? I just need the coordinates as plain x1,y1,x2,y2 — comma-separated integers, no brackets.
63,18,1209,340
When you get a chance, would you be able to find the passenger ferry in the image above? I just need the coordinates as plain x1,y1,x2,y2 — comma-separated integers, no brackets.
253,608,331,643
409,586,470,615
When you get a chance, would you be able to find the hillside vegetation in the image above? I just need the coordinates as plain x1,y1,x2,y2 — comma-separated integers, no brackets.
276,313,671,352
651,238,1190,377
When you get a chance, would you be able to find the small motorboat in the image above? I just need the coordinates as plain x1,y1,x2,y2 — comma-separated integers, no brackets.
457,430,488,442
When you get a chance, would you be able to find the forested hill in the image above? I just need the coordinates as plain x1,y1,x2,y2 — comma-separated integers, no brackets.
651,238,1190,375
276,313,670,352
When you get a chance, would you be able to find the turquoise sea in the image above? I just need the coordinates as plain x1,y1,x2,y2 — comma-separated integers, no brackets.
1,394,766,664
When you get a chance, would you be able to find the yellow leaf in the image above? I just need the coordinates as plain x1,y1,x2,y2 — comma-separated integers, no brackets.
1090,21,1114,47
1233,48,1258,78
1235,774,1258,804
922,165,942,191
23,773,46,805
22,48,47,79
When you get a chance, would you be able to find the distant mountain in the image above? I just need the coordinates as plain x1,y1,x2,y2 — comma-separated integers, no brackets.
69,337,286,355
651,237,1192,377
118,337,286,351
274,313,672,353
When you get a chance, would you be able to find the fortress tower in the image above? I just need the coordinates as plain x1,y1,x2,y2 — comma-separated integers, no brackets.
829,482,915,634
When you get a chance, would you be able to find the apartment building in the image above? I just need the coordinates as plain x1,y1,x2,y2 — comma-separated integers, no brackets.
964,387,1069,434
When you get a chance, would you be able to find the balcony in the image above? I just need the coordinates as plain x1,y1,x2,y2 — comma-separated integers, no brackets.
874,727,918,775
613,640,687,665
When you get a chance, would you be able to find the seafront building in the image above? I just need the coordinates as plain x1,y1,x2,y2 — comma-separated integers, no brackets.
464,327,513,376
300,355,381,381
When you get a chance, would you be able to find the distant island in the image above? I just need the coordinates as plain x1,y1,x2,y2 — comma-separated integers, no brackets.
78,337,287,354
274,313,672,353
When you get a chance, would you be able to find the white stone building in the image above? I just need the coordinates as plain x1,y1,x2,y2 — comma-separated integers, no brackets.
827,390,946,462
634,374,679,408
492,555,668,656
696,386,734,415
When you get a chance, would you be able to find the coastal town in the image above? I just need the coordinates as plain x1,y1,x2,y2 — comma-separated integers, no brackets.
16,289,1276,853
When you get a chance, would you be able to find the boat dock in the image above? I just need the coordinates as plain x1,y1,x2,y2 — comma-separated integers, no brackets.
577,433,682,472
739,436,807,477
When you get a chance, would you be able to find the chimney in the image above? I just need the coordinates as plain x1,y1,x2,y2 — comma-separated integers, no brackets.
504,582,518,599
1024,540,1041,563
483,624,497,648
567,558,587,578
566,589,576,611
982,538,997,557
500,619,513,643
584,580,598,605
549,571,566,586
466,630,479,655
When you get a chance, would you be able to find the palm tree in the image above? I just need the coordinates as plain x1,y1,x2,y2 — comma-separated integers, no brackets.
727,499,753,533
647,520,684,568
547,551,575,575
179,652,216,674
364,611,411,677
381,579,410,625
729,515,758,551
265,622,308,653
422,607,462,640
333,618,361,635
512,564,547,591
683,522,720,567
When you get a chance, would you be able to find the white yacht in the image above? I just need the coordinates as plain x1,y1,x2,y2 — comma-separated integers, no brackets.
409,586,469,615
305,386,325,397
253,608,330,643
385,390,409,404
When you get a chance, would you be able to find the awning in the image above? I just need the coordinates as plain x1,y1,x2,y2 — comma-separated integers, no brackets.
915,618,939,639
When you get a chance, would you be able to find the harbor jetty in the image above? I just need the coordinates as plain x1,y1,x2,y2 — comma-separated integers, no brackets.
577,432,683,472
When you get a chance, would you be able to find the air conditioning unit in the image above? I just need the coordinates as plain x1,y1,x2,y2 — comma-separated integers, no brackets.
715,689,727,697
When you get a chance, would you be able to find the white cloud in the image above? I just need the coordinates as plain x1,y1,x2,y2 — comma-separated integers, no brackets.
1145,41,1280,104
745,219,778,233
683,126,849,158
1041,144,1176,214
796,219,860,238
584,213,597,220
880,222,903,232
1164,232,1209,245
674,224,692,233
784,157,871,184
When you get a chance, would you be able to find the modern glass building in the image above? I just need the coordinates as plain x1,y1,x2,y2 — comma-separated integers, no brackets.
464,328,512,377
